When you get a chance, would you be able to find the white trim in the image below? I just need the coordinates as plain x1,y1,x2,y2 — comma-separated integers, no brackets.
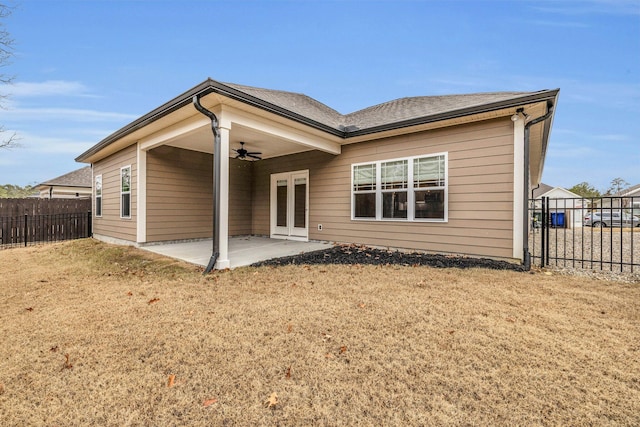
136,144,147,243
270,170,310,240
215,126,231,270
220,106,341,155
351,152,448,222
120,165,132,219
512,116,525,259
94,174,103,217
139,116,210,151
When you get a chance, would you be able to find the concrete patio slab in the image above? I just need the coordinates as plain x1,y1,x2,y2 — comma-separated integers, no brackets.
141,236,333,269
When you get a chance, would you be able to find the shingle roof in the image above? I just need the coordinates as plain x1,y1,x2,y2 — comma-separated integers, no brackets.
613,183,640,197
344,92,532,130
223,82,344,129
38,166,92,188
76,78,559,163
532,183,554,198
224,82,541,131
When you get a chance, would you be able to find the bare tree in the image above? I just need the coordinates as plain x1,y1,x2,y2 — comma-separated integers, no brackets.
607,177,630,196
0,3,17,149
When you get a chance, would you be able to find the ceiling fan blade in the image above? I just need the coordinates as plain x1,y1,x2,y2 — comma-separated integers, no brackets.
247,154,262,160
246,151,262,155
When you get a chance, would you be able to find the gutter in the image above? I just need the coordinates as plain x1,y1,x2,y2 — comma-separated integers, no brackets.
522,99,556,270
344,90,559,139
192,94,221,274
76,78,559,163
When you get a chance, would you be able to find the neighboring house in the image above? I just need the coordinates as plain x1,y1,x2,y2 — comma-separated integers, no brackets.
599,184,640,211
598,184,640,217
35,166,92,199
76,78,559,270
532,183,585,228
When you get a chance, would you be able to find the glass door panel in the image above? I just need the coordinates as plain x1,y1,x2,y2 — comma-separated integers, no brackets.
271,171,309,240
276,180,288,227
293,177,307,229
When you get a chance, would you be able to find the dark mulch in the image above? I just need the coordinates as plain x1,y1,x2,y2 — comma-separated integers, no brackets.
252,244,527,271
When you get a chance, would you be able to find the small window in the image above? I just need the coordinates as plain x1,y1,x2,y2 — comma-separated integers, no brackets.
95,175,102,217
120,166,131,219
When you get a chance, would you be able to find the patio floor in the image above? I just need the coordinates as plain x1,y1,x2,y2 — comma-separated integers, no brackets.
141,236,333,269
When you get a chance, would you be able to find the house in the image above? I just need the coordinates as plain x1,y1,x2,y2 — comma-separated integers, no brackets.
532,183,585,228
34,166,92,199
75,78,559,270
622,184,640,214
601,183,640,212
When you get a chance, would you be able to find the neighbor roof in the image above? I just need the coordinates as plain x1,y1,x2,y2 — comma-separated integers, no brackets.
531,183,554,198
613,183,640,197
36,166,92,188
76,78,559,162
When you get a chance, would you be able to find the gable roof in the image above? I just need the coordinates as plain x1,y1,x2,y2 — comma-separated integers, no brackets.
533,183,582,199
76,78,559,162
36,166,92,189
532,183,554,198
613,183,640,197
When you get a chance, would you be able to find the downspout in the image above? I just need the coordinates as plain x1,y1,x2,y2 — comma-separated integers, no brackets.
531,183,540,200
192,95,221,274
522,101,555,270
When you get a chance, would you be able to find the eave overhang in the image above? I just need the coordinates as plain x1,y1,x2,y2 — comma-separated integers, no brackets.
76,78,559,164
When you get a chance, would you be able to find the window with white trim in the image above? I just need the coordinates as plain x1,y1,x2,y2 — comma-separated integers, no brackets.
120,166,131,219
352,153,447,221
95,175,102,217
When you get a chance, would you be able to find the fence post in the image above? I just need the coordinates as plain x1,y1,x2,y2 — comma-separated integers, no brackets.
87,211,92,237
24,213,28,247
540,197,547,267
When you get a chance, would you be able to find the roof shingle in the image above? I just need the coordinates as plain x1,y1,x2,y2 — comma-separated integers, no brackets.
38,166,92,188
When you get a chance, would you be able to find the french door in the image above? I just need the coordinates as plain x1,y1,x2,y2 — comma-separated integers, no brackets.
270,170,309,240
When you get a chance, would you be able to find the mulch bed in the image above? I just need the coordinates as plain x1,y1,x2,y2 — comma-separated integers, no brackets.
253,244,527,271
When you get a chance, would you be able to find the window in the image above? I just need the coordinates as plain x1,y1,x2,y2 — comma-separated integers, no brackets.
95,175,102,217
352,153,447,221
353,164,376,218
381,160,408,219
413,155,446,219
120,166,131,219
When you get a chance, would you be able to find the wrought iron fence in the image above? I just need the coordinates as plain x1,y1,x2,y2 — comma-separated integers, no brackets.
0,211,92,249
529,196,639,272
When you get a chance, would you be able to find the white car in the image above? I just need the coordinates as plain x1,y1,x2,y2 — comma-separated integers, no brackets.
583,211,640,227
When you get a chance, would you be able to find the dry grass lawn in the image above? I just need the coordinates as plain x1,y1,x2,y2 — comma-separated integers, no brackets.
1,239,639,426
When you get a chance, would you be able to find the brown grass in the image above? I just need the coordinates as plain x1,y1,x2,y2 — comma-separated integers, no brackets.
1,239,639,426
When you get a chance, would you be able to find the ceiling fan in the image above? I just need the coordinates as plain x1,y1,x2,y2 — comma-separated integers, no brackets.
233,141,262,161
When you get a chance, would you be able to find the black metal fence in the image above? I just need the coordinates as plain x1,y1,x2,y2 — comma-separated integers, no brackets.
529,196,639,272
0,211,92,249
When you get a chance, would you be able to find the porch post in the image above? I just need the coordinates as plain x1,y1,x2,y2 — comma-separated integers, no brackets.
215,125,231,269
136,143,147,243
512,114,525,260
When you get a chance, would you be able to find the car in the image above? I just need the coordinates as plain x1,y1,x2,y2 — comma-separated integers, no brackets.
583,211,640,227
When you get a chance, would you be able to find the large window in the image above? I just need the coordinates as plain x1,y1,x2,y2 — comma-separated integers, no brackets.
120,166,131,219
95,175,102,217
352,153,447,221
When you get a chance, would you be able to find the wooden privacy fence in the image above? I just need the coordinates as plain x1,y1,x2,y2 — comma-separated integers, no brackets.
0,198,92,248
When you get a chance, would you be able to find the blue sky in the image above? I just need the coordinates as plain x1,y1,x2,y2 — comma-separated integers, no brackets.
1,0,639,193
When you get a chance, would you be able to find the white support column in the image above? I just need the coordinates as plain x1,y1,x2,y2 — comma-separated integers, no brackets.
215,125,231,269
136,142,147,244
512,115,525,259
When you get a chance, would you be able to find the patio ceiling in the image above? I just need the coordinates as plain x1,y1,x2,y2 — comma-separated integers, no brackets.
163,122,318,160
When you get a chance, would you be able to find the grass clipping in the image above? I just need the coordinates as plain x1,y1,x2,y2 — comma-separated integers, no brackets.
1,239,639,426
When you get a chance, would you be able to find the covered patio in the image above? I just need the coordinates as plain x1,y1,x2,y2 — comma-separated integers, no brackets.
141,235,333,269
